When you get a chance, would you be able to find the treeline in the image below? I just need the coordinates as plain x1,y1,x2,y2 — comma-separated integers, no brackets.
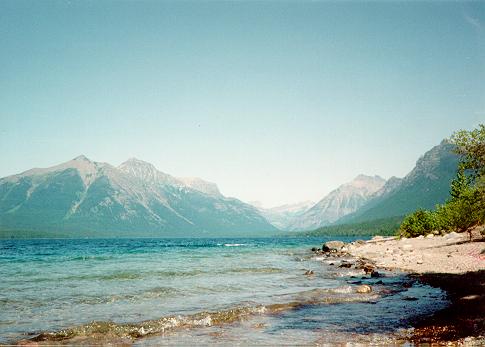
299,216,403,237
399,124,485,237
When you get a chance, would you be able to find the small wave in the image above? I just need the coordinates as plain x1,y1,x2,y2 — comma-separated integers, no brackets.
227,267,283,274
25,287,379,344
223,243,247,247
28,306,268,343
69,255,114,261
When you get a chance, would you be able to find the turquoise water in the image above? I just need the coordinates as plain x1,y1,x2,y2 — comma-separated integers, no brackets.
0,237,447,344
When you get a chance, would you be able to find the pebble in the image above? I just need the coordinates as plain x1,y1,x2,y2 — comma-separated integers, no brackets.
401,244,413,251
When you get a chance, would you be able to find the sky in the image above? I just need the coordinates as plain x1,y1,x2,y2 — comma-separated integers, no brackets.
1,1,484,208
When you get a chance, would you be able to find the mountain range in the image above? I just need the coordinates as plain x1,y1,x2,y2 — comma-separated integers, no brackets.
0,140,460,237
0,156,276,237
249,140,458,232
336,140,459,224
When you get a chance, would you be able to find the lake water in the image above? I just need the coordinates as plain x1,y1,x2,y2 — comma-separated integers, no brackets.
0,237,448,344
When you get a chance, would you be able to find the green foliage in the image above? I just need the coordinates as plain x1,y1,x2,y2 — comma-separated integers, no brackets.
400,124,485,237
298,216,403,237
450,166,472,200
399,209,440,238
451,124,485,180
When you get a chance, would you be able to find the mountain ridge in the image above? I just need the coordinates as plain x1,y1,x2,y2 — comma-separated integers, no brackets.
335,140,459,225
0,156,276,237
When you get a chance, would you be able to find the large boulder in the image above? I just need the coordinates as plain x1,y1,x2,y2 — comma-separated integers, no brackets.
323,240,345,252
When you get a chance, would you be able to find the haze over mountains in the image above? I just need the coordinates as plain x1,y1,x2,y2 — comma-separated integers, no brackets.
255,201,315,230
0,140,459,237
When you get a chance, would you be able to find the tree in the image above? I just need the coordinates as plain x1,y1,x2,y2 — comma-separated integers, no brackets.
450,124,485,181
450,166,471,201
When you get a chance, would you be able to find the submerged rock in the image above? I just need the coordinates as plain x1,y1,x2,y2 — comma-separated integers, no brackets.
371,271,381,278
356,285,372,294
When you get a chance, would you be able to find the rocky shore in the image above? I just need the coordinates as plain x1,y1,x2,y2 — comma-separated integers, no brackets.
311,227,485,344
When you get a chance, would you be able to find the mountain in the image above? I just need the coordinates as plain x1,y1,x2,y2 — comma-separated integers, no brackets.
255,200,315,230
0,156,277,237
287,175,386,231
338,140,459,224
178,177,223,198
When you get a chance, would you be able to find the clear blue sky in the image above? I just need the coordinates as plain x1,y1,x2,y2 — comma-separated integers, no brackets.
1,1,484,207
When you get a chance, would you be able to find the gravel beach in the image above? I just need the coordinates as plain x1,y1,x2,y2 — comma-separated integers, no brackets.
339,227,485,344
346,228,485,274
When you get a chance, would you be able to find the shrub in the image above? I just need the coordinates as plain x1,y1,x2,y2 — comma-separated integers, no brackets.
399,209,440,237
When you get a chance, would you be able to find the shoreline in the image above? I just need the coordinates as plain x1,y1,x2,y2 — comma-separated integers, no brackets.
315,228,485,344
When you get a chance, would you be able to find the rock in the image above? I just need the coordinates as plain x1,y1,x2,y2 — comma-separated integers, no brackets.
426,234,434,238
362,263,375,274
311,247,317,252
375,280,384,285
401,244,413,251
321,245,331,252
339,263,352,268
324,241,345,251
356,285,372,294
432,230,440,235
417,235,424,239
444,231,460,240
417,259,423,264
371,271,380,278
341,246,348,252
459,294,480,300
304,270,314,275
